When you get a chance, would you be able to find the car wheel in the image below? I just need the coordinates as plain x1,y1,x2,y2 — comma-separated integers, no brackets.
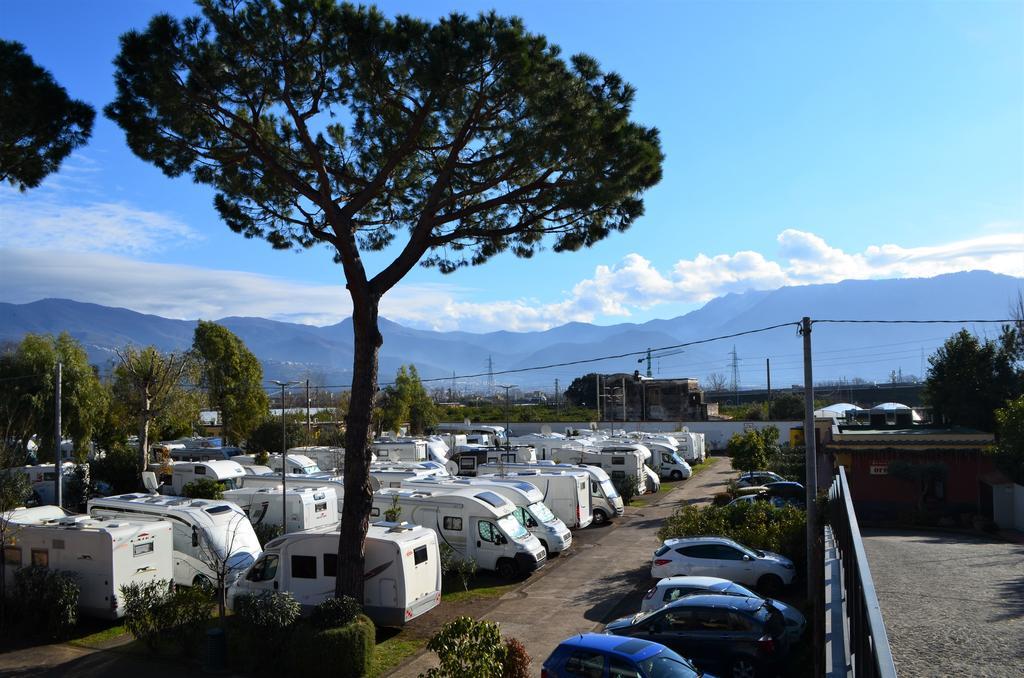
539,539,550,554
592,509,608,526
496,559,517,579
670,470,682,481
731,657,758,678
757,574,784,596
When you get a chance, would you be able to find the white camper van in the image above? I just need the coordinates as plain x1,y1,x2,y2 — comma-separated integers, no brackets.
165,446,243,463
228,522,441,626
288,446,348,474
371,439,428,463
2,515,173,619
88,494,262,587
445,447,534,476
574,445,649,492
370,463,449,489
434,423,507,447
476,466,594,529
402,476,572,554
223,486,339,533
489,462,625,525
231,453,322,475
168,460,247,495
13,463,82,505
370,487,546,578
239,473,359,515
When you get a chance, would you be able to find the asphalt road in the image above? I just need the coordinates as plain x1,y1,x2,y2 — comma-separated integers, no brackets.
862,529,1024,677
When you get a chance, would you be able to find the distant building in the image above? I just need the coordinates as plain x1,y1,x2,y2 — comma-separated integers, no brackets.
598,373,710,421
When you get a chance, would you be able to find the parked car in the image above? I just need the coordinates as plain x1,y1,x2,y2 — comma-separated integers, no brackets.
605,594,788,678
650,536,795,593
542,632,703,678
727,494,789,509
641,576,806,642
762,481,804,499
735,471,785,488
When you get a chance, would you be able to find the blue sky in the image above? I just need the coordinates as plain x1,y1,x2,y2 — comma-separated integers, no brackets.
1,0,1021,331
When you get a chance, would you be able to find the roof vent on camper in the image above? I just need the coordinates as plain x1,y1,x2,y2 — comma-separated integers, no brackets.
475,491,509,509
375,520,414,532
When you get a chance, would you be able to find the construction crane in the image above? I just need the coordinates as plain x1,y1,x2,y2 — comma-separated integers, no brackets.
637,347,686,377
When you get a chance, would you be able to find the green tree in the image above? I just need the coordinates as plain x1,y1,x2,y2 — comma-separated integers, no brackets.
181,477,225,500
0,333,107,461
246,416,313,455
379,365,437,435
564,373,600,409
0,468,32,624
924,330,1021,431
421,616,506,678
769,393,804,420
993,396,1024,484
191,321,269,446
0,40,95,191
727,426,780,473
106,0,662,600
113,346,194,473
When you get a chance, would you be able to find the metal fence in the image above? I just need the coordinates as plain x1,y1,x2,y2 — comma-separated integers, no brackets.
828,466,898,678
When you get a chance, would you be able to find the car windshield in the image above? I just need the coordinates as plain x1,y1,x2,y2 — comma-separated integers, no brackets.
528,502,556,524
497,514,528,539
301,465,321,474
638,649,700,677
723,582,759,598
600,480,619,499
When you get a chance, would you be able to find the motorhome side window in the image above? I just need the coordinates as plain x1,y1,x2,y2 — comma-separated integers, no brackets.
133,542,154,557
314,502,327,512
478,521,498,543
370,508,380,517
3,546,20,565
442,516,462,531
247,554,279,582
612,457,625,465
194,466,206,475
414,546,428,565
31,549,48,568
612,471,625,480
291,555,317,579
459,458,475,470
323,553,337,577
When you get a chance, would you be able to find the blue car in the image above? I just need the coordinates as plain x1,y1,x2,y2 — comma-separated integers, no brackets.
542,632,706,677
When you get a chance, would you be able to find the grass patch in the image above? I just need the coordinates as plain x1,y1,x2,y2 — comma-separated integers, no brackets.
369,632,425,678
441,580,517,604
66,623,129,649
688,459,713,476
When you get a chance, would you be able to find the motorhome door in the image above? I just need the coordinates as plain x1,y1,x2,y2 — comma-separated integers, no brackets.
471,518,505,570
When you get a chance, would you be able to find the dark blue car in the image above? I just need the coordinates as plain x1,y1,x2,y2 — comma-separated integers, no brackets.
542,632,705,678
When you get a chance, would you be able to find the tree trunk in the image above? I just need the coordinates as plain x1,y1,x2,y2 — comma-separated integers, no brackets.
335,294,382,600
138,398,151,474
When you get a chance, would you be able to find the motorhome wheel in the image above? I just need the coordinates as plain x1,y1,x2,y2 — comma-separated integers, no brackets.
592,509,608,526
496,559,516,579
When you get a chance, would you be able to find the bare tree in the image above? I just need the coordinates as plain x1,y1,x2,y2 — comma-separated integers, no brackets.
194,511,249,623
704,372,729,391
113,347,192,473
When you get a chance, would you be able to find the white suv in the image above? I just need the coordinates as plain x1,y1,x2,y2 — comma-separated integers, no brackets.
650,536,796,593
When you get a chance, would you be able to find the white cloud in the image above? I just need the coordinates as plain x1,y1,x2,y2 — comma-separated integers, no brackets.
1,228,1021,333
0,189,201,256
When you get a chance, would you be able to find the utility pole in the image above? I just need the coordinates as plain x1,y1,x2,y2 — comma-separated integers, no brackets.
554,379,560,413
595,373,601,422
305,379,311,437
800,317,822,676
486,355,495,395
730,345,740,406
53,361,62,509
766,358,772,420
645,348,653,378
621,376,627,422
497,384,516,448
271,380,299,533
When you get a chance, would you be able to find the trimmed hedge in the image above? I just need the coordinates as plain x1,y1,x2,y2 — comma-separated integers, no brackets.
310,595,362,630
9,566,79,639
291,614,375,677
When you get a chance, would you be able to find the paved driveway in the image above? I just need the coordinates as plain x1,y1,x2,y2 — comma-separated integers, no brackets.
862,530,1024,677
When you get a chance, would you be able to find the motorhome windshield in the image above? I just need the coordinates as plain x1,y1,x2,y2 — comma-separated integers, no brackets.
670,453,685,466
300,465,321,474
600,479,620,499
497,514,528,540
528,502,556,524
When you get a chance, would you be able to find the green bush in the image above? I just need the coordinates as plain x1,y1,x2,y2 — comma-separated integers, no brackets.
235,591,301,667
90,444,140,495
440,544,477,591
310,595,362,630
253,521,284,547
658,502,806,570
181,477,224,500
615,475,641,505
712,492,732,506
291,615,375,677
121,579,213,653
11,566,79,639
421,616,506,678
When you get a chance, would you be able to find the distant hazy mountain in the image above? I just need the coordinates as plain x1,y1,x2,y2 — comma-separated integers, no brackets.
1,271,1019,390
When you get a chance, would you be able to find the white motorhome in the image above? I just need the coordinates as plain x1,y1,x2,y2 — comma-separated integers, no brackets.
673,431,706,463
167,460,247,496
402,476,572,554
231,453,322,475
228,522,441,626
13,463,83,505
222,486,339,533
625,440,692,481
3,514,173,619
370,463,449,489
487,461,625,525
371,439,428,464
288,446,349,474
509,433,587,463
370,487,546,578
434,423,507,447
241,465,274,476
239,473,357,515
445,447,535,476
476,466,594,529
561,445,649,493
88,494,262,587
164,446,243,463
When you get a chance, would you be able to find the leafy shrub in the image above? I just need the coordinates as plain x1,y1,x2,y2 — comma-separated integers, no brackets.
658,502,806,571
712,492,732,507
11,566,79,639
502,637,531,678
235,591,301,669
440,543,477,591
254,450,270,466
182,477,224,499
121,579,172,650
253,521,284,547
310,595,362,630
421,616,506,678
121,579,213,653
90,444,140,495
615,475,641,505
291,615,375,677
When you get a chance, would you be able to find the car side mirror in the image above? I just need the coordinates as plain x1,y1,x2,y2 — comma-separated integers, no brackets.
192,528,199,548
743,554,752,561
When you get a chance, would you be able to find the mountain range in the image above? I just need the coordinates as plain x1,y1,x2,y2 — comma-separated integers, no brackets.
1,271,1020,391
